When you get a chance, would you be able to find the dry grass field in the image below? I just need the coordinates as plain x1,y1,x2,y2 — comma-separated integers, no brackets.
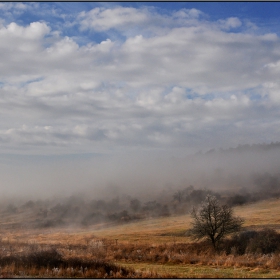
0,198,280,277
78,197,280,245
235,198,280,230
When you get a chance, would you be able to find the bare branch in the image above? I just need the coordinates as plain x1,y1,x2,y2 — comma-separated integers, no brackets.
188,195,244,249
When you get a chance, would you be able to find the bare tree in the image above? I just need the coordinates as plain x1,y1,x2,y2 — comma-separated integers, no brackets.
188,195,243,249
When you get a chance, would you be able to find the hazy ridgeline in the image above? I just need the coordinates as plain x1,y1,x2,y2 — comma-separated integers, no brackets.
1,142,280,229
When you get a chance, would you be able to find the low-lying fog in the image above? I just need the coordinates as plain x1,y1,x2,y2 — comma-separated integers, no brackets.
1,142,280,203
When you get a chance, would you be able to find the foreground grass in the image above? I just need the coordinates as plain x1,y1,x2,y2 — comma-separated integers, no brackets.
116,261,280,278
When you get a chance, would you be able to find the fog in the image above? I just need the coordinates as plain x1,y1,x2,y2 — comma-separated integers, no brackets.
1,142,280,203
1,3,280,209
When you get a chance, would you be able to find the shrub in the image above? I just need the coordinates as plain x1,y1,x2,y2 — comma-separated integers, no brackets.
6,204,18,214
246,229,280,254
0,249,63,268
227,194,250,206
24,248,63,268
222,230,258,255
222,228,280,255
130,199,141,212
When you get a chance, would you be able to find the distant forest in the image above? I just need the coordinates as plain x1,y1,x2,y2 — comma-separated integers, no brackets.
202,141,280,154
3,172,280,230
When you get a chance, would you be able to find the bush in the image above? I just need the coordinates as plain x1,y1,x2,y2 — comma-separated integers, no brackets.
223,228,280,255
246,229,280,254
0,248,132,277
222,230,258,255
227,194,250,206
0,248,63,268
24,248,63,268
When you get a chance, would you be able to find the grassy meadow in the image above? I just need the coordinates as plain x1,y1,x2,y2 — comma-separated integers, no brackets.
0,198,280,277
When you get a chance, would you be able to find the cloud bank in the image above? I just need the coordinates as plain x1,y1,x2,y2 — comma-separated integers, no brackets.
0,4,279,155
0,3,280,198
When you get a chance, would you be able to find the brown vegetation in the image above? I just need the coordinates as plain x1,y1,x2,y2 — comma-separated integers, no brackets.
0,229,280,278
0,195,280,277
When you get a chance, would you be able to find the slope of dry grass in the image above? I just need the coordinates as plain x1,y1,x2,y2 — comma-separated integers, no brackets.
86,197,280,245
0,198,280,278
235,198,280,230
1,198,280,246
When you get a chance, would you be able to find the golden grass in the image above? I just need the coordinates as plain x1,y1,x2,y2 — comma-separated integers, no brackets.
85,197,280,245
87,215,193,245
1,198,280,278
235,198,280,230
1,197,280,247
116,261,280,278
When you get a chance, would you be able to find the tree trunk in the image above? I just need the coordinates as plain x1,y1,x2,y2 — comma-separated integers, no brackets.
210,236,216,250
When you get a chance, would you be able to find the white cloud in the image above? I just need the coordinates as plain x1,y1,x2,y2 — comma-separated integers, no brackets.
0,21,50,43
46,36,78,56
78,7,149,32
0,4,279,157
7,21,50,39
173,8,204,19
218,17,242,30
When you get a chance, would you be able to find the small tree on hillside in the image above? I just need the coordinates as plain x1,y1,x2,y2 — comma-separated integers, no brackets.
188,195,243,249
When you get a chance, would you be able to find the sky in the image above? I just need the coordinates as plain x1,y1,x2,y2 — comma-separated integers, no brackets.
1,2,280,198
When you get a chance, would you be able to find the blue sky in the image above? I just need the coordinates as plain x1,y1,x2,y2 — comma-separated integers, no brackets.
1,2,280,197
4,2,280,42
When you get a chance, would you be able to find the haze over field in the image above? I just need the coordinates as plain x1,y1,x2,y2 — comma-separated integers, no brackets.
1,2,280,199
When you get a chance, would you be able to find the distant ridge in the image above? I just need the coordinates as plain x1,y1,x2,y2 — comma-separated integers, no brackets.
202,141,280,155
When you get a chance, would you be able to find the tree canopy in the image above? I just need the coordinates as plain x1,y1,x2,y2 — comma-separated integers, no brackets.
188,195,244,249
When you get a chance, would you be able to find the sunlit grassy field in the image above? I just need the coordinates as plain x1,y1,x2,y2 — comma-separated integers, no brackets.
0,198,280,278
83,197,280,245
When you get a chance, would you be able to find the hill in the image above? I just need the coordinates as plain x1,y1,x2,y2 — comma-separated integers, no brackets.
0,198,280,277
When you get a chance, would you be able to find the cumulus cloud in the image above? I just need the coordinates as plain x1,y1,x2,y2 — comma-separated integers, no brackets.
173,8,204,19
78,7,149,32
218,17,242,30
0,3,279,159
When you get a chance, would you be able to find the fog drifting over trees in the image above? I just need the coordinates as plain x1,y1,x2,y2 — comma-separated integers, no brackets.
1,142,280,202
